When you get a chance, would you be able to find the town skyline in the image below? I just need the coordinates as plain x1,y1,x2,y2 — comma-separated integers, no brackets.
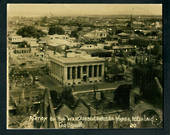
7,4,163,128
7,4,162,17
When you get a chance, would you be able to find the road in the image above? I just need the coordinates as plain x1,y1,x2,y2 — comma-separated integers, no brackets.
37,73,132,94
73,87,118,95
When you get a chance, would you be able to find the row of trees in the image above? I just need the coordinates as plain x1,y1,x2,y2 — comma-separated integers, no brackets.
17,25,79,38
50,87,76,109
16,25,66,38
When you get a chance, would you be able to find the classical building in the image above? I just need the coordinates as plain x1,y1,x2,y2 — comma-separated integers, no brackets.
49,55,105,86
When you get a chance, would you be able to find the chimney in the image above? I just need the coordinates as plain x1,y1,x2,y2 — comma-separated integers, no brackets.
64,45,67,57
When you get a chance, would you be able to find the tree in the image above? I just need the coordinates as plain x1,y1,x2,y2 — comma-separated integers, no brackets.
114,84,132,108
146,31,158,37
107,64,123,74
77,26,82,31
132,63,162,108
151,45,162,57
50,91,61,107
61,87,76,108
16,26,46,39
48,26,65,35
70,31,78,38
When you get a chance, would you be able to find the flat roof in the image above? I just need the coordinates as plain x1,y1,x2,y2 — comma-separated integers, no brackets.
49,54,105,64
112,45,136,49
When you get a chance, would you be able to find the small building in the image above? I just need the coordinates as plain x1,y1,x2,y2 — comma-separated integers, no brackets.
8,35,23,44
47,34,69,42
7,30,16,37
23,38,38,48
13,47,31,54
105,40,119,46
49,54,105,86
80,44,100,50
133,21,145,28
112,45,136,53
83,29,107,40
46,34,77,50
118,33,130,44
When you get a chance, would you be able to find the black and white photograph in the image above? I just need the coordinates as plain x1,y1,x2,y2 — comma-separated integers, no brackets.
7,4,163,129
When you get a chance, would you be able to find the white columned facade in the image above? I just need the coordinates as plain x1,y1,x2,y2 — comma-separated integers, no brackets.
49,55,105,86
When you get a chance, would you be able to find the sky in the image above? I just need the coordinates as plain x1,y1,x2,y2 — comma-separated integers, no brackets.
7,4,162,17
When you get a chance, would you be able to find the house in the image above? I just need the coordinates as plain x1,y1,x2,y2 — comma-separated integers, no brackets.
46,34,77,50
23,38,39,48
112,45,136,53
13,47,31,55
80,44,101,50
118,33,130,44
8,35,23,44
7,29,16,37
132,21,145,28
83,29,107,40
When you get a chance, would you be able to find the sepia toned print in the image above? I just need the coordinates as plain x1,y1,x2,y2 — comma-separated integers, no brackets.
7,4,163,129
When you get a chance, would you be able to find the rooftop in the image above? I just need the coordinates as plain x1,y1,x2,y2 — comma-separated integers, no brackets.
112,45,136,49
49,54,105,64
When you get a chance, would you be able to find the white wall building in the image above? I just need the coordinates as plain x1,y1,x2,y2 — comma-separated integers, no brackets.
83,30,107,40
49,54,105,86
8,35,23,43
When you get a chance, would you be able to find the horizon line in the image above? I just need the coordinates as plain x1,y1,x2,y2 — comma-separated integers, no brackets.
8,14,162,17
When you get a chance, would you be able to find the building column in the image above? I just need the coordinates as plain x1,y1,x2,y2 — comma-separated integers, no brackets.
92,65,94,77
63,66,67,82
101,64,104,78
